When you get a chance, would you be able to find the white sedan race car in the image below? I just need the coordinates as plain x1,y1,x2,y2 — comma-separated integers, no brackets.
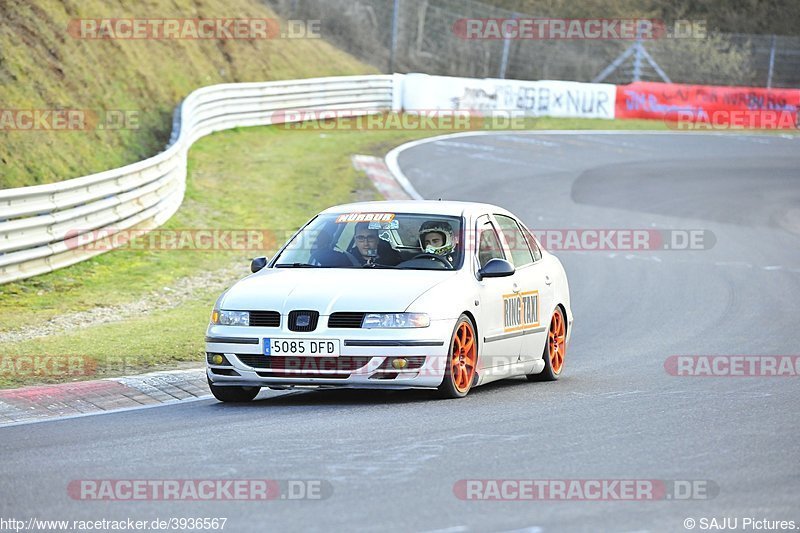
205,200,572,401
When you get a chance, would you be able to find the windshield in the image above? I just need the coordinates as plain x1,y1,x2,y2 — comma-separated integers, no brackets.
273,212,464,270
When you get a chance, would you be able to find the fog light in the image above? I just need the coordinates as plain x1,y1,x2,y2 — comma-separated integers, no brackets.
391,358,408,369
207,353,234,366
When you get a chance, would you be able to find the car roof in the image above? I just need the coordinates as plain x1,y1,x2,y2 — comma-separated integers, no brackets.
320,200,513,219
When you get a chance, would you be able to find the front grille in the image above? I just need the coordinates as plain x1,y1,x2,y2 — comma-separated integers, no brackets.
249,311,280,327
235,355,371,371
257,371,349,380
328,312,366,328
288,310,319,332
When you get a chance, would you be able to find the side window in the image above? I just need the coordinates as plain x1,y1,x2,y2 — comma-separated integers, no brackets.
521,226,542,261
495,215,534,267
477,222,505,268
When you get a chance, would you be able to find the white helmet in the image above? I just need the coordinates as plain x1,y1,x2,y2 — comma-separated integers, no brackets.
419,221,455,255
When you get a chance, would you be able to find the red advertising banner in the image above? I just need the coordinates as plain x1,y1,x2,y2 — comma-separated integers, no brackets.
615,81,800,129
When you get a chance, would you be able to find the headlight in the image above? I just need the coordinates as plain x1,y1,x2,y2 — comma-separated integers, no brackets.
210,310,250,326
362,313,430,328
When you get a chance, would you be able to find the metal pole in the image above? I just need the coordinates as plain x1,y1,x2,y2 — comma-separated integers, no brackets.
640,46,672,83
767,34,777,89
389,0,400,74
498,13,517,79
592,45,636,83
632,33,643,82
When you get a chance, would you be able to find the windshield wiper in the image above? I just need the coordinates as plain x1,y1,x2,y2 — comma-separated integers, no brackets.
275,263,320,268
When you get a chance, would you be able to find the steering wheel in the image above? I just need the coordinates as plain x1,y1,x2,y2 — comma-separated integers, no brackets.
339,248,362,267
410,253,453,269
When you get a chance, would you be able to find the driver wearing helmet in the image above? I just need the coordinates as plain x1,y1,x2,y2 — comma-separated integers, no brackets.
418,220,458,265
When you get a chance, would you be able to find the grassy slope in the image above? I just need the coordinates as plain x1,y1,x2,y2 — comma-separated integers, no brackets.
0,0,375,188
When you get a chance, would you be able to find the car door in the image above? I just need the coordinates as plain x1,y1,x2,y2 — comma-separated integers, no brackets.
493,214,553,364
473,215,522,369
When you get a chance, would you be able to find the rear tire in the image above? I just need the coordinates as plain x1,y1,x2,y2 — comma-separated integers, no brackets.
527,307,566,382
208,378,260,402
437,315,478,399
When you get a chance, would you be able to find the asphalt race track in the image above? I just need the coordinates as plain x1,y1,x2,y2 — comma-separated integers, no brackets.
2,132,799,532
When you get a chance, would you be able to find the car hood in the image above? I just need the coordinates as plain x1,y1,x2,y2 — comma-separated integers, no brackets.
220,268,458,314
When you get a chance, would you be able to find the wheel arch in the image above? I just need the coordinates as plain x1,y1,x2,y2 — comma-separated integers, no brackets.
461,310,482,385
461,309,479,351
555,303,568,337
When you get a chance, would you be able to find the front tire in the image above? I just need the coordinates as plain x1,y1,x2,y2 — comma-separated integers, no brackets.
208,378,260,402
527,307,566,382
437,315,478,398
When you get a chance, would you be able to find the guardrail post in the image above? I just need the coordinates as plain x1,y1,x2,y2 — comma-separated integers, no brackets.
767,34,777,89
498,13,517,79
389,0,401,73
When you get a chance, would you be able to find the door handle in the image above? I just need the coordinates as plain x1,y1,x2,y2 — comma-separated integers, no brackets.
512,283,520,293
545,275,552,286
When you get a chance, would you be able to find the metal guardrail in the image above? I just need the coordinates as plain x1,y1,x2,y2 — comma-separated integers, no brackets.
0,75,395,284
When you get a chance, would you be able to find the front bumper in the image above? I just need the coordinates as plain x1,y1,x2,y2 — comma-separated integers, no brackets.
205,319,453,390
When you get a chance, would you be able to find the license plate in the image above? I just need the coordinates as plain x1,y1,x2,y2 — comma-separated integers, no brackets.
263,338,340,357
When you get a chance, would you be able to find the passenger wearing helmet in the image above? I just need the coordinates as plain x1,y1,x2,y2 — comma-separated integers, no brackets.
418,220,458,265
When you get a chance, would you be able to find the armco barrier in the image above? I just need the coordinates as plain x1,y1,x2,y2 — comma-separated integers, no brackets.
401,73,617,119
0,75,395,284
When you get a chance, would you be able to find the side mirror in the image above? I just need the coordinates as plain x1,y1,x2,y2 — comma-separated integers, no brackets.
250,256,268,273
478,258,515,280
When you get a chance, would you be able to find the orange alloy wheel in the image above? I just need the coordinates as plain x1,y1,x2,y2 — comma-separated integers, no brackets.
549,309,566,374
451,320,477,393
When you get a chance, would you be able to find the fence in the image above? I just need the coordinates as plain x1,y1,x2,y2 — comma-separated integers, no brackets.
0,76,395,285
264,0,800,88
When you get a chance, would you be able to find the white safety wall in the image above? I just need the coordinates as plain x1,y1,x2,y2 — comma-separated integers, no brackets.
400,73,616,119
